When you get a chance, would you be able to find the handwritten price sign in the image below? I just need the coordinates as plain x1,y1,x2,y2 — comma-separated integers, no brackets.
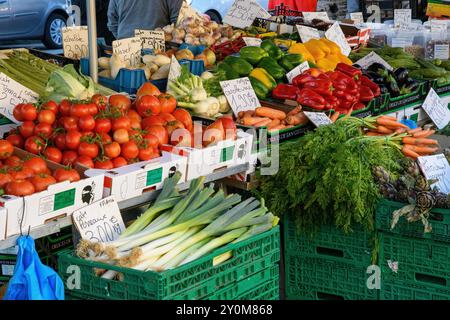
112,37,142,67
223,0,271,29
417,154,450,193
422,88,450,129
62,26,88,59
135,29,165,52
220,77,261,117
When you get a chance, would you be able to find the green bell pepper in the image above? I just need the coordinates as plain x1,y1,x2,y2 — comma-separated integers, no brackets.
249,76,269,100
257,57,286,80
217,62,239,80
223,56,253,76
239,46,269,65
260,39,284,61
279,54,304,72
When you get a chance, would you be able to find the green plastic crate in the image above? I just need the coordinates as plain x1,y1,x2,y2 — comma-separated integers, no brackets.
379,232,450,296
284,254,378,300
376,199,450,243
283,214,375,265
59,227,280,300
380,82,426,113
380,279,450,300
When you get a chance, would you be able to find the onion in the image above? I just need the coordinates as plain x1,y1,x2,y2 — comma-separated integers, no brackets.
172,28,186,40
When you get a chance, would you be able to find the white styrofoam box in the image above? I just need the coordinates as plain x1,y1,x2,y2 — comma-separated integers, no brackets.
161,131,253,181
0,207,6,241
83,152,187,202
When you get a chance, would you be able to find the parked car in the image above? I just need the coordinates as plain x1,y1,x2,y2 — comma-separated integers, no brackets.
189,0,269,23
0,0,70,49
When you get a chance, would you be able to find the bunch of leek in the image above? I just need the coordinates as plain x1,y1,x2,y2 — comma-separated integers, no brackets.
77,172,278,276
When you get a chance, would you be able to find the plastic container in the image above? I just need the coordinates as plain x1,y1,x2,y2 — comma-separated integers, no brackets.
376,199,450,243
424,31,450,60
369,28,394,47
58,227,280,300
388,29,428,58
381,279,450,300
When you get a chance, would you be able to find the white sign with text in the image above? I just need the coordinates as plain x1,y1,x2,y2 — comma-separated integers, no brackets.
325,22,351,56
223,0,271,29
220,77,261,116
394,9,411,29
350,12,364,24
422,88,450,129
243,37,262,47
286,62,310,84
135,29,165,52
417,154,450,194
296,25,321,43
303,111,332,127
430,19,448,33
62,26,88,59
302,11,330,22
167,55,182,90
112,37,142,66
354,51,393,71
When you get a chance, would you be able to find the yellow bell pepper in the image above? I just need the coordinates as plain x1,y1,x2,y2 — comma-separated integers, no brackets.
274,39,296,49
288,43,315,64
320,38,342,55
304,39,326,60
316,58,336,72
315,39,331,55
338,54,353,65
249,68,277,90
325,53,341,66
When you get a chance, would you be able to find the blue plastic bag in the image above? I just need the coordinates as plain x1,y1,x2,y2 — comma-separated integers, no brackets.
4,236,64,300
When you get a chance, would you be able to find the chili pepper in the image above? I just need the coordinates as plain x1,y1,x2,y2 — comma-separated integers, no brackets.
297,88,326,109
361,76,381,97
272,83,300,101
292,74,316,88
335,63,362,81
303,79,334,96
359,85,375,102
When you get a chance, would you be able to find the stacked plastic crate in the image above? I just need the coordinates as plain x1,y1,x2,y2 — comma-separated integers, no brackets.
376,200,450,300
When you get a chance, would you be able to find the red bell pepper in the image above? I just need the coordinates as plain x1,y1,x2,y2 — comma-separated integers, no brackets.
333,90,354,102
335,63,362,81
361,76,381,97
353,102,366,110
359,85,375,102
303,79,334,96
303,68,324,78
297,88,326,110
272,83,300,101
292,74,316,88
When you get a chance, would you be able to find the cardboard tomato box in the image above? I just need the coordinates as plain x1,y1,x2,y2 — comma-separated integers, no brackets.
161,131,253,181
82,152,187,202
0,207,6,241
0,148,104,239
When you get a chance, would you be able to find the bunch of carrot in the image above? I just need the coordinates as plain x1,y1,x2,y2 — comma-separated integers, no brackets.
237,106,309,132
365,115,438,159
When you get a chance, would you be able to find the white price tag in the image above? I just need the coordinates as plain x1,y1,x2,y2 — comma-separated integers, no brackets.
430,20,448,33
278,24,293,35
422,88,450,129
417,154,450,194
286,62,310,84
325,22,351,56
176,1,204,26
223,0,271,29
73,196,126,243
62,26,89,59
112,37,142,67
135,29,165,52
354,51,393,71
220,77,261,117
302,11,330,22
303,111,332,127
0,73,38,123
391,37,413,48
434,44,449,60
394,9,411,29
296,25,321,43
167,55,182,91
242,37,262,47
350,12,364,24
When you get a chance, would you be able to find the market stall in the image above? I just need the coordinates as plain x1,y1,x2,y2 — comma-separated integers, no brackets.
0,1,449,301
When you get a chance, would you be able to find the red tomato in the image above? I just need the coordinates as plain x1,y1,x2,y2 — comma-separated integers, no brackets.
9,166,35,180
112,156,128,168
104,142,121,159
112,116,131,131
41,101,59,114
158,94,177,114
136,95,161,117
65,130,82,150
44,147,63,164
143,133,159,149
127,110,141,123
91,94,107,111
172,109,193,131
30,173,57,192
218,116,237,140
203,120,225,147
37,110,56,125
170,128,192,147
142,115,164,129
130,119,141,130
59,99,72,116
13,104,24,122
95,118,112,134
137,82,161,98
61,151,78,166
6,134,24,149
23,157,48,174
113,129,129,144
70,103,91,118
54,133,67,151
78,115,96,131
4,156,22,167
121,141,139,160
34,123,53,139
53,168,80,182
5,180,35,196
145,125,168,146
94,159,114,170
100,133,112,144
138,147,155,161
87,103,98,116
63,117,79,131
109,94,131,115
0,140,14,159
75,155,94,168
158,112,177,125
0,172,12,188
19,121,35,138
81,131,94,139
21,104,38,121
78,141,99,159
24,136,45,154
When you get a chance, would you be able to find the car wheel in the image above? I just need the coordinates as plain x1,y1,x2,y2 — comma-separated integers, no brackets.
206,10,221,23
42,13,67,49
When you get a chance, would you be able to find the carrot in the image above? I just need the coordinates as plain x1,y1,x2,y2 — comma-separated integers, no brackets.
366,132,383,136
407,127,422,134
402,146,420,159
379,115,398,121
407,145,439,155
267,119,281,129
242,117,266,126
395,128,407,134
238,111,245,118
269,124,286,132
244,110,255,118
255,107,287,120
402,137,438,145
286,112,309,126
376,118,408,129
253,118,273,127
330,111,340,123
288,106,302,116
346,107,353,116
413,129,436,138
376,125,394,134
285,125,294,128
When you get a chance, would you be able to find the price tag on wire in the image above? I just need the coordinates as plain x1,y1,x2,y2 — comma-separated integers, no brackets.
417,154,450,194
296,25,321,43
286,61,310,84
303,111,332,127
135,29,166,52
112,37,142,67
421,88,450,129
242,37,262,47
220,77,261,117
354,51,393,71
302,11,330,22
62,26,89,59
394,9,411,29
167,55,182,90
223,0,271,29
325,22,351,56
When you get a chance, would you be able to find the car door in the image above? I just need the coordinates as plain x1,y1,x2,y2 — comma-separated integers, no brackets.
0,0,12,36
10,0,47,35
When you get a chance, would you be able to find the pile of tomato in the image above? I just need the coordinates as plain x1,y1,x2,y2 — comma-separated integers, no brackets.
0,140,80,196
